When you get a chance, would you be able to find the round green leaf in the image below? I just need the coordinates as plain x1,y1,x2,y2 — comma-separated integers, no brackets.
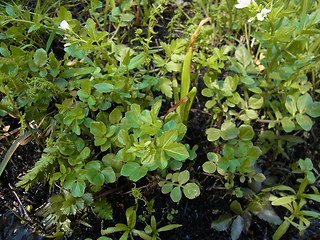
221,122,239,140
34,48,47,67
202,161,217,173
90,121,107,137
296,113,313,131
249,95,264,109
245,109,258,119
297,94,312,113
102,167,116,183
207,152,219,162
253,173,266,183
206,127,221,142
285,95,297,115
161,183,174,194
239,125,254,141
281,117,295,132
183,183,200,199
178,170,190,185
109,108,122,124
121,162,148,181
170,186,182,202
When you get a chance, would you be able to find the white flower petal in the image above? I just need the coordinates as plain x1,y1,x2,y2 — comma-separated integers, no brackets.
235,0,252,9
257,13,265,21
58,20,70,30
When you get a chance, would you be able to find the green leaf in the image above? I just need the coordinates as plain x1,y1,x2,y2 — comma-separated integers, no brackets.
297,94,313,113
211,214,233,231
275,25,297,42
304,194,320,202
202,161,217,173
256,204,282,225
296,113,313,131
102,167,116,183
109,108,122,124
281,117,295,132
90,121,107,137
86,161,105,186
128,54,145,70
231,215,244,240
206,128,221,142
253,173,266,183
249,95,264,109
245,109,258,119
64,44,95,66
170,186,182,202
64,179,86,197
157,77,172,98
158,130,178,147
85,18,96,38
178,170,190,185
271,196,296,206
126,206,137,229
164,142,189,160
306,102,320,117
273,220,290,240
285,96,297,116
121,162,148,181
34,48,47,67
221,122,239,140
239,125,254,141
120,13,135,22
299,158,313,171
230,200,243,215
161,183,174,194
94,83,114,93
183,183,200,199
166,61,181,72
235,46,251,68
158,224,182,232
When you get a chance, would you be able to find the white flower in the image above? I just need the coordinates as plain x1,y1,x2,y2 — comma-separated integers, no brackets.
58,20,70,30
235,0,252,9
257,8,271,21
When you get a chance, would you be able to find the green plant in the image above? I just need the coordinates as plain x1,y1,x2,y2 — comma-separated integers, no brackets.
174,17,211,125
101,206,181,240
211,197,282,240
262,158,320,240
158,170,200,202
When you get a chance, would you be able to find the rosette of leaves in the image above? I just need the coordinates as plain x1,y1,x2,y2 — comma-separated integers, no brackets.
117,100,196,181
89,107,122,152
158,170,200,202
204,122,262,181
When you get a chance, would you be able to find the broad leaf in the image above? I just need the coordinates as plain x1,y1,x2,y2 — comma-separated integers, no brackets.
34,48,47,67
164,142,189,160
206,127,221,142
121,162,148,181
296,113,313,131
170,186,182,202
183,183,200,199
231,215,244,240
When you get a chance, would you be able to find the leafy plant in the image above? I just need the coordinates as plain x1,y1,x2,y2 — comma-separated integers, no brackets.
101,206,181,240
158,170,200,202
262,158,320,240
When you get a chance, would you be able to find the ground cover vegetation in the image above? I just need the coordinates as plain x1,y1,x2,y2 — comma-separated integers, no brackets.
0,0,320,239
